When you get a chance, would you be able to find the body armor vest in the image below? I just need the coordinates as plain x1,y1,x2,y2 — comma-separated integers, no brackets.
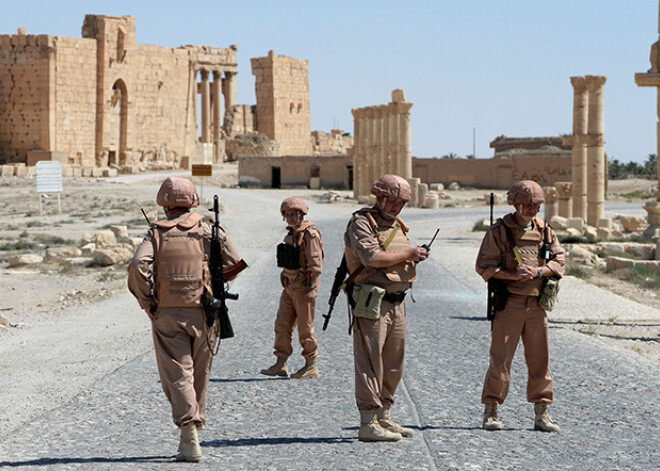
500,215,547,296
279,221,317,277
346,208,417,285
152,212,209,308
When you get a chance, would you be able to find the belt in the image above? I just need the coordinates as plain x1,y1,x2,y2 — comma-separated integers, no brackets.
383,291,406,304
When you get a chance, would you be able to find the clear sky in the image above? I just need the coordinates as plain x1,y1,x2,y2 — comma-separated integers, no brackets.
1,1,658,163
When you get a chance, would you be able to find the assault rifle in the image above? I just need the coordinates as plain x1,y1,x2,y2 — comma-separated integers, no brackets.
322,228,440,331
322,256,348,331
204,195,240,342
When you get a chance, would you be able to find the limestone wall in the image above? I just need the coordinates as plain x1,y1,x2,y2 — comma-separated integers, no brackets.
224,105,257,136
239,154,351,188
251,51,312,156
53,36,97,165
0,34,54,162
0,15,238,168
413,154,572,189
311,130,353,155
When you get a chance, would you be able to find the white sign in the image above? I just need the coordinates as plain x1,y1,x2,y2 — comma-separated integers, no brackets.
36,161,63,193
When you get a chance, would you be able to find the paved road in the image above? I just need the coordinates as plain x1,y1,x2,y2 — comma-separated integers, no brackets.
1,186,658,470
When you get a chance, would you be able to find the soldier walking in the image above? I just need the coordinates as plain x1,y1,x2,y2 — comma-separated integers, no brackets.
344,174,429,442
261,197,324,379
128,177,241,462
476,180,565,432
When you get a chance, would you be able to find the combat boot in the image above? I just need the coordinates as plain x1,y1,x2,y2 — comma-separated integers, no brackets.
534,403,561,433
358,410,402,442
483,403,503,431
377,406,414,437
260,357,289,377
175,423,202,462
290,357,319,379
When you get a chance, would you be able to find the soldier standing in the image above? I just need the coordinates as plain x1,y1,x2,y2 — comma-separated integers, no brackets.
344,174,429,442
128,177,241,462
261,197,324,379
476,180,565,433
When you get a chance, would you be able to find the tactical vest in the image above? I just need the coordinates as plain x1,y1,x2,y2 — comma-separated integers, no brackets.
499,215,548,296
152,212,210,308
279,221,319,277
345,208,417,285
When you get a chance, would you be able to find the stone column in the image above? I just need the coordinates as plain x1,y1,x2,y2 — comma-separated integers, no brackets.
200,69,211,143
543,186,559,222
351,109,360,197
569,76,589,221
585,75,607,227
392,89,413,179
635,5,660,234
555,181,573,219
224,71,237,110
212,71,222,144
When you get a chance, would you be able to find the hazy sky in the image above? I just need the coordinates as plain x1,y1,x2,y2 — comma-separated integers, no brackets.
2,1,658,163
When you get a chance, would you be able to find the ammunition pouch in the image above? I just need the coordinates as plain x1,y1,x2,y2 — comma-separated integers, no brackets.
276,243,300,270
538,278,560,312
487,279,509,321
350,283,386,320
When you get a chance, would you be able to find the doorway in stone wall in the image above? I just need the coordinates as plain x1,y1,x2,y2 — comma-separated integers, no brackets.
110,79,128,166
108,151,117,166
347,165,354,190
271,167,281,188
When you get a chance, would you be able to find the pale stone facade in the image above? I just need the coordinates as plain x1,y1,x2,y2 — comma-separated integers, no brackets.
635,0,660,233
251,51,312,156
351,89,413,202
0,15,238,168
414,136,572,189
238,154,352,189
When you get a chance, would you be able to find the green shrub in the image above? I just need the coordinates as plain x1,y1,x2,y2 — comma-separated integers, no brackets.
566,264,593,279
472,219,490,232
619,265,660,291
0,240,35,250
34,235,75,246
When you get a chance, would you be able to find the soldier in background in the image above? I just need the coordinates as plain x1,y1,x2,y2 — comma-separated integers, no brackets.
261,197,324,379
128,177,241,462
475,180,565,433
344,174,429,442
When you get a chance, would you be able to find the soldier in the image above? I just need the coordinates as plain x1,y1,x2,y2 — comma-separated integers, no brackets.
476,180,565,433
344,174,429,442
127,177,241,462
260,197,324,379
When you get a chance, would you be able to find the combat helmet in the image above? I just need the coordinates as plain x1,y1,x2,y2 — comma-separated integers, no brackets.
370,174,411,202
506,180,545,206
280,197,308,215
156,177,199,209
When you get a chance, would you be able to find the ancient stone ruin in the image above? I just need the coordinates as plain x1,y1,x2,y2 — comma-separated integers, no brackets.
351,89,413,203
0,16,347,176
635,0,660,237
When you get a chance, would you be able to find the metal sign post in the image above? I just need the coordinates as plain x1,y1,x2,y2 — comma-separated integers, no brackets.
36,161,63,215
191,164,213,203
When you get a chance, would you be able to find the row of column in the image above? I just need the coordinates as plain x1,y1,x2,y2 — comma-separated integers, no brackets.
198,69,237,144
561,75,607,227
352,89,413,200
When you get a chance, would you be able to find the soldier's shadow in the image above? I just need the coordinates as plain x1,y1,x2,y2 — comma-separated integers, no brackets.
0,455,172,468
203,436,354,447
210,377,289,383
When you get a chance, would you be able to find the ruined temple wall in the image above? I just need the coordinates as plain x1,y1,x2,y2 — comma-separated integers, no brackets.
0,34,54,162
251,51,312,156
311,130,353,155
53,36,97,165
413,154,572,189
